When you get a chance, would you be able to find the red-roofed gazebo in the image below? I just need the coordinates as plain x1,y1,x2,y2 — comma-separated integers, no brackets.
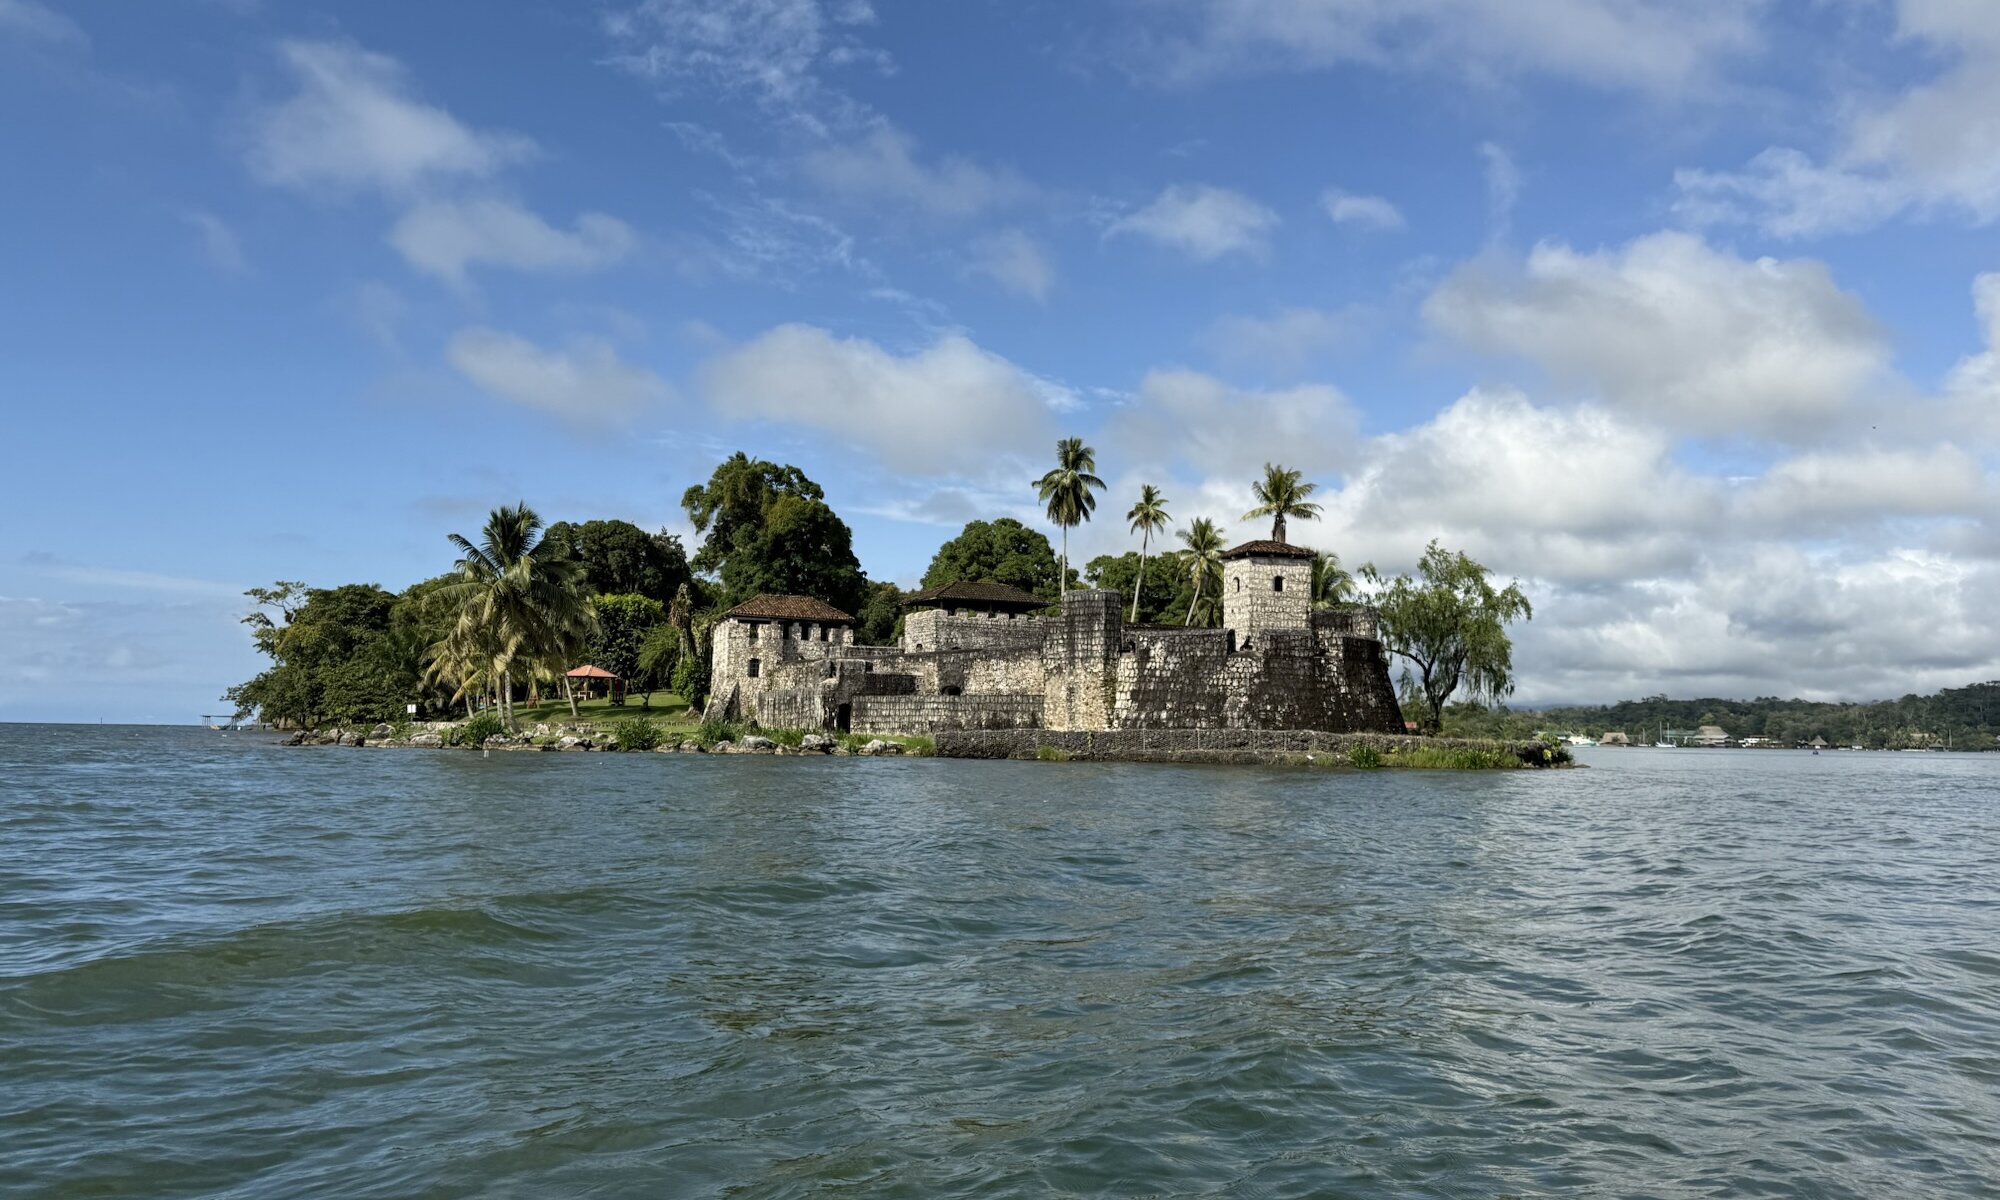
565,663,621,701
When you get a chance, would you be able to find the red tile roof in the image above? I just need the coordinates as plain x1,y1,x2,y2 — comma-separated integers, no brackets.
723,594,857,623
1220,539,1316,560
900,580,1049,610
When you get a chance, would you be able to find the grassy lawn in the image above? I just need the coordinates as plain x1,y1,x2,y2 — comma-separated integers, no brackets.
503,692,698,729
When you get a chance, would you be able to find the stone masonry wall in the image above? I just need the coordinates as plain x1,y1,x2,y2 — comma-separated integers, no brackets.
1222,555,1313,648
850,694,1045,734
902,609,1047,654
1041,591,1121,731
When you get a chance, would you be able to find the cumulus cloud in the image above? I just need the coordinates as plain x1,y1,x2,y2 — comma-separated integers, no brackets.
183,211,248,275
389,198,636,285
1676,2,2000,235
1121,0,1762,95
1320,187,1403,230
1108,184,1279,261
1734,445,1990,529
446,328,671,426
966,229,1055,300
802,125,1033,218
1423,231,1888,435
699,324,1057,474
247,40,535,196
1107,368,1359,492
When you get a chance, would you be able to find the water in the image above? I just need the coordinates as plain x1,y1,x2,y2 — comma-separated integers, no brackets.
2,726,1997,1198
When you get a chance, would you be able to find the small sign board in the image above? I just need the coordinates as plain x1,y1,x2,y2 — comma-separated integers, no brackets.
407,704,418,715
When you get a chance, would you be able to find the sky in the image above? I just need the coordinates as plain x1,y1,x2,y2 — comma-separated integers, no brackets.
4,0,2000,724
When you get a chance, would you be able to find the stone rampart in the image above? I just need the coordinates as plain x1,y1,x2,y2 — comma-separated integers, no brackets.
851,694,1045,734
935,727,1548,765
903,608,1047,653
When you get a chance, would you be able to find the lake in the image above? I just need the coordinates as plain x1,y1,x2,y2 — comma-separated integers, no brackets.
2,725,1997,1197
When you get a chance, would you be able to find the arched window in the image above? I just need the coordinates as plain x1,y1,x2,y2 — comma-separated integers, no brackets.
747,658,761,678
941,685,963,697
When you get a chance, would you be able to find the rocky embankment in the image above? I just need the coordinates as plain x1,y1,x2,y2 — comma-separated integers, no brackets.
282,723,914,756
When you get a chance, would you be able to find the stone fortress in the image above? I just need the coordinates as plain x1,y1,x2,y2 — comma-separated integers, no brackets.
704,539,1406,737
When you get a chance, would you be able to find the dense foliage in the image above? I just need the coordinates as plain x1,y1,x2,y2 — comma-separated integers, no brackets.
228,583,414,729
922,518,1067,599
854,580,904,646
1085,552,1185,625
681,453,867,614
542,519,690,603
587,593,667,703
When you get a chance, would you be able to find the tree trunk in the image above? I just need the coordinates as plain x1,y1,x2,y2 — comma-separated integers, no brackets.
1274,513,1286,543
563,674,580,718
502,666,514,731
1186,574,1201,625
1131,537,1147,622
1060,526,1069,599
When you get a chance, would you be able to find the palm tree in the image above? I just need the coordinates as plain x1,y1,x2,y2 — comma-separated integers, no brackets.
1311,550,1356,610
439,503,595,732
1176,517,1226,626
1033,437,1104,599
1125,484,1170,622
1243,463,1322,544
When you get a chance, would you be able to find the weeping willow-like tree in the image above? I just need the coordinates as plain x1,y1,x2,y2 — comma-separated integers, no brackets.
437,503,596,732
1243,463,1322,544
1125,484,1170,622
1362,540,1532,734
1033,437,1104,599
1176,517,1226,627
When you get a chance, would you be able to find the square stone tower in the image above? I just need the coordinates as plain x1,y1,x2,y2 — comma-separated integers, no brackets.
1220,540,1315,648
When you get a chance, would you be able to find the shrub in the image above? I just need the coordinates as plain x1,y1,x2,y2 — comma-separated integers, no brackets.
1384,745,1519,770
449,711,506,746
610,717,662,752
1346,744,1383,769
1035,745,1074,762
696,719,744,748
761,727,807,748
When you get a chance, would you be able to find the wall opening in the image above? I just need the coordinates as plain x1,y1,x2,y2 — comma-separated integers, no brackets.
746,623,759,642
941,685,963,697
819,626,830,642
1234,577,1242,593
1273,576,1284,592
836,703,852,733
747,658,761,678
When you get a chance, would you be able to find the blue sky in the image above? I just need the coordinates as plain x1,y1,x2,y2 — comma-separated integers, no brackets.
6,0,2000,723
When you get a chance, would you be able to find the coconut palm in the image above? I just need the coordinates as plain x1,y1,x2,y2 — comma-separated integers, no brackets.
1243,463,1322,544
1033,437,1104,598
1177,517,1226,627
1125,484,1170,622
1311,550,1356,610
439,503,595,732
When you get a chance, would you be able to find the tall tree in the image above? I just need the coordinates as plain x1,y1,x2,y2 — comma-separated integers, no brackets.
681,453,866,613
1125,484,1170,622
229,583,408,729
1176,518,1226,627
1310,550,1356,610
440,503,596,732
1362,540,1532,734
1084,552,1178,624
921,518,1064,599
1243,463,1322,544
1033,437,1104,599
542,519,691,602
587,593,668,706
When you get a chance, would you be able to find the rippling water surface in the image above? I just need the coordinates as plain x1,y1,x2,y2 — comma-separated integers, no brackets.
3,725,1998,1197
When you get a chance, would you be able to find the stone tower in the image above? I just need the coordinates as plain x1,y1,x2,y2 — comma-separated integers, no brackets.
1220,540,1315,649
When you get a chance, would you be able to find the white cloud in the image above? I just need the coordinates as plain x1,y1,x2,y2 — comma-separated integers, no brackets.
967,229,1055,300
602,0,888,133
1942,271,2000,442
389,198,636,285
446,328,671,426
0,0,85,44
1423,231,1888,434
1108,183,1279,261
1320,187,1403,230
1734,445,1990,528
802,125,1033,218
1676,2,2000,235
698,325,1055,474
1107,368,1359,488
1200,306,1364,374
248,40,535,196
183,211,248,274
1124,0,1762,95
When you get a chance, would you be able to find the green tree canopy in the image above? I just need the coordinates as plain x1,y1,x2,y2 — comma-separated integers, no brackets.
439,502,597,730
1364,540,1532,734
1243,463,1322,544
542,519,691,602
921,517,1066,600
587,593,668,689
1176,518,1227,627
228,582,411,729
681,453,866,614
1034,437,1104,597
854,580,904,646
1085,552,1183,624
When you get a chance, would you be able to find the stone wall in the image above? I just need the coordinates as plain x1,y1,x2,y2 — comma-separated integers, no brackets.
936,727,1544,765
902,608,1047,653
1222,554,1313,647
850,694,1044,734
1041,590,1121,731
